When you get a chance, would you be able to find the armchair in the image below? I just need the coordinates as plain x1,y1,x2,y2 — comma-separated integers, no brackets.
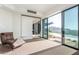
0,32,17,49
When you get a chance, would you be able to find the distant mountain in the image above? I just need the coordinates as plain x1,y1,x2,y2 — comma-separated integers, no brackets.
48,26,61,33
48,26,78,36
64,28,78,36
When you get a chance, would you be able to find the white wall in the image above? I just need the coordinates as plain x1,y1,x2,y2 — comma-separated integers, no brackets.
0,7,33,40
0,8,21,39
21,16,33,39
0,8,13,32
12,13,21,39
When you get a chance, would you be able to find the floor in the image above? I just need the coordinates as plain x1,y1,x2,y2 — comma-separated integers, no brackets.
0,38,77,55
31,45,77,55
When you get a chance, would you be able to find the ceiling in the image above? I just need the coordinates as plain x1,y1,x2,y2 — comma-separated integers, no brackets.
1,4,76,18
13,4,56,14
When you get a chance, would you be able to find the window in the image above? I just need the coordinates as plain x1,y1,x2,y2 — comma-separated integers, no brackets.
48,13,62,42
63,6,78,48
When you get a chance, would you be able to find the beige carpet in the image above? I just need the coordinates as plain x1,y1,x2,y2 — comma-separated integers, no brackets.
0,39,77,55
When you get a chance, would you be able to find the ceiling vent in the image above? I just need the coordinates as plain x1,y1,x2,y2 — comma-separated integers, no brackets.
27,10,37,14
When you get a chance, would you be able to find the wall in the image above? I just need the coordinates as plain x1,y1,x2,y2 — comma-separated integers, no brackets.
12,12,21,39
0,7,33,40
0,8,13,33
21,16,33,39
0,7,21,39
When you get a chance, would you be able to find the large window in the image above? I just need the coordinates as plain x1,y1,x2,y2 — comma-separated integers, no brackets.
48,13,62,42
42,5,79,49
63,6,78,48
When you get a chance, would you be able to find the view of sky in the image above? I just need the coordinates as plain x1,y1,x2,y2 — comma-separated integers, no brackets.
48,13,61,28
64,6,78,30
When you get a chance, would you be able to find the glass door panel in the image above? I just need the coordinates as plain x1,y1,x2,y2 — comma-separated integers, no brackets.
42,18,48,39
48,13,62,42
63,6,78,48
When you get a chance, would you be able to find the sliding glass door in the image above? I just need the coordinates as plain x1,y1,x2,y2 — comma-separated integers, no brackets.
48,13,62,42
63,6,78,48
41,5,79,49
42,18,48,39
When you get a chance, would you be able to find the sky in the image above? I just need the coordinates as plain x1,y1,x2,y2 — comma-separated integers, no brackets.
48,13,61,28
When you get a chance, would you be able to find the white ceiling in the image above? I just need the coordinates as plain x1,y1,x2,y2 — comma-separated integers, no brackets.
1,4,76,18
12,4,76,17
13,4,56,14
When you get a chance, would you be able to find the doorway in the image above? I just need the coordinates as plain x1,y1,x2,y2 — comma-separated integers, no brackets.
33,20,41,39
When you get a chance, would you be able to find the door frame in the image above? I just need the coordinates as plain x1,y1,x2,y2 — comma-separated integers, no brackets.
42,18,48,39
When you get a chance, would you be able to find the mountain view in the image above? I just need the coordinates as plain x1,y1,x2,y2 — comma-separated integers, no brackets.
48,26,78,36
